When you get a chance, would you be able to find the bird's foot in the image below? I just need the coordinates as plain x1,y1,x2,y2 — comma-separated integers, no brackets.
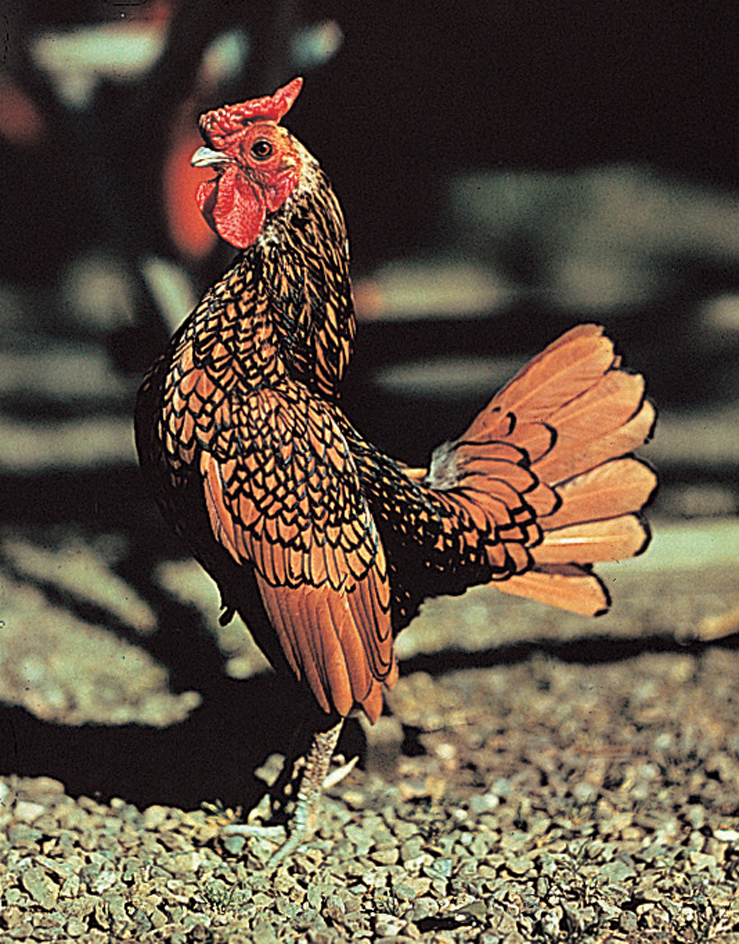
225,718,347,865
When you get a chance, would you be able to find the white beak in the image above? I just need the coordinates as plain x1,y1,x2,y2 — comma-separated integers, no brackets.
191,146,229,169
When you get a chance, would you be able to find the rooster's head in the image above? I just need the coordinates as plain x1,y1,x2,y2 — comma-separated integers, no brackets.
192,78,304,249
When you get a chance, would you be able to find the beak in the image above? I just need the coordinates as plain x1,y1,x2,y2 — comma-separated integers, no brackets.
191,146,230,169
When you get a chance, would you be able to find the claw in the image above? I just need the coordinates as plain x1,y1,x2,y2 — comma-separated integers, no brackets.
322,754,358,790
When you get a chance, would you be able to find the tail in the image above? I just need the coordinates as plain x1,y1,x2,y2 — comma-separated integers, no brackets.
429,324,657,616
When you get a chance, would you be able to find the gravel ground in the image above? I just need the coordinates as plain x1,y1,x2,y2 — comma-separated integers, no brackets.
3,592,739,943
1,485,738,944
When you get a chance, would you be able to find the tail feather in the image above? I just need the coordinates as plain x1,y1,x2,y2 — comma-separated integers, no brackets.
536,514,651,565
540,457,657,530
544,371,646,455
433,323,656,617
533,374,655,484
495,564,611,616
493,323,618,420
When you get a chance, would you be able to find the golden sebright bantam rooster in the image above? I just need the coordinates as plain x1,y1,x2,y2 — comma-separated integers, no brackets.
135,78,657,862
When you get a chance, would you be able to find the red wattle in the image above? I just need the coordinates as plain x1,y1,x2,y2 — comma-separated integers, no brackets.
196,166,265,249
196,179,218,231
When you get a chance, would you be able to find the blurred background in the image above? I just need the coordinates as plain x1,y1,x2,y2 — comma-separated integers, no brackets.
0,0,737,808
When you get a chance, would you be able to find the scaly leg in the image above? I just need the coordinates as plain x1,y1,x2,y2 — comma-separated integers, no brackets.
224,717,346,865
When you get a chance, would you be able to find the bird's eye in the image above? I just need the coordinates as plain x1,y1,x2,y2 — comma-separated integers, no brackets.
250,139,274,160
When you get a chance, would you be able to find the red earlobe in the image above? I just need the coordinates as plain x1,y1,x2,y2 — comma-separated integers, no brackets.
264,166,301,213
196,178,218,230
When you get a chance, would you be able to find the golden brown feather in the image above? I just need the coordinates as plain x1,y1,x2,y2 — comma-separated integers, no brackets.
135,81,656,860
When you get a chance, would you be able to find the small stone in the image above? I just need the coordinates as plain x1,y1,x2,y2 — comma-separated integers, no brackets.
637,884,662,903
409,898,439,922
65,916,87,938
252,917,278,944
23,777,66,799
60,874,81,898
371,846,400,865
504,855,534,875
147,905,169,929
392,819,420,841
400,837,424,863
21,866,59,910
423,857,454,879
715,827,739,842
108,894,128,922
162,851,201,876
600,859,637,883
306,883,324,909
223,832,247,855
392,882,418,901
689,850,719,873
345,823,374,857
94,898,111,930
13,801,46,824
579,905,599,928
572,782,599,805
34,854,76,880
619,911,638,932
468,793,500,815
8,824,43,848
143,805,169,829
539,908,562,938
67,895,97,920
393,875,431,898
90,868,118,893
1,908,25,930
374,913,406,936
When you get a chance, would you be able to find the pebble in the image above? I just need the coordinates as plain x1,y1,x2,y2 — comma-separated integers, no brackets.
715,827,739,842
222,832,247,856
4,647,739,942
374,913,406,936
13,802,46,825
143,805,170,830
619,910,638,932
20,867,59,910
65,917,87,937
504,854,535,875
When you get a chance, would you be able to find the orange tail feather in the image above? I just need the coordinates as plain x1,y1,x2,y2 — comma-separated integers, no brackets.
447,324,657,616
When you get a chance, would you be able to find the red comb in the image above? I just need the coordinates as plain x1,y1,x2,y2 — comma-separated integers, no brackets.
200,78,303,147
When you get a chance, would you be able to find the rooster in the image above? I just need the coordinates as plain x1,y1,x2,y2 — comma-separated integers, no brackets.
135,78,657,861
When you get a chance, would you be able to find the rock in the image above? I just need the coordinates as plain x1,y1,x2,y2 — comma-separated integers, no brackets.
13,801,46,824
20,866,59,910
374,913,406,936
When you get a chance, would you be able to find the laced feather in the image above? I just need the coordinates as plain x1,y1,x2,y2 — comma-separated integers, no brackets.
437,324,656,616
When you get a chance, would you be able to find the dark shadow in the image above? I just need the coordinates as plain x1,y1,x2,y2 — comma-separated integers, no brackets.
1,614,727,812
0,466,731,812
399,631,731,680
0,467,370,811
0,672,364,813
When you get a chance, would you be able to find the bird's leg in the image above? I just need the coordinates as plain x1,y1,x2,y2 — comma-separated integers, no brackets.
224,716,346,865
268,717,345,864
255,704,342,823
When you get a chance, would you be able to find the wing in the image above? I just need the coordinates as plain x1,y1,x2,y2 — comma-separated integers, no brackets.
197,385,395,722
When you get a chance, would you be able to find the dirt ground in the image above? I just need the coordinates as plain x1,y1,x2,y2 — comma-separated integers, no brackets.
2,512,739,943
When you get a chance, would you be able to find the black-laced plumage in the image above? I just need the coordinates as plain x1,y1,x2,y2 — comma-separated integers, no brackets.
135,78,656,861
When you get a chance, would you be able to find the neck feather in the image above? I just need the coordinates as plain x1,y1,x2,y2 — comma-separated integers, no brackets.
256,159,356,399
